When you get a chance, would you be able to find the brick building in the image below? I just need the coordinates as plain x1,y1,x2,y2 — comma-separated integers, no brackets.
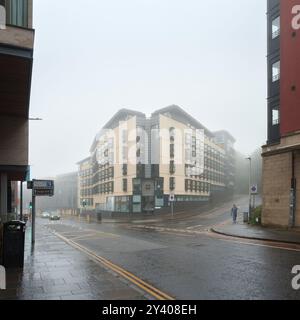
262,0,300,227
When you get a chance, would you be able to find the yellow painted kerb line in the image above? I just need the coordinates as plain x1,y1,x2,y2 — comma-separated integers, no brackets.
54,232,175,300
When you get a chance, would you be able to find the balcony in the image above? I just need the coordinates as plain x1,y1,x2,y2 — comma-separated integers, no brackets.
0,0,34,50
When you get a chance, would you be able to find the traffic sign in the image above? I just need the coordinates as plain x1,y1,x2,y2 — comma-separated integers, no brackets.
30,179,55,197
34,189,54,197
251,185,258,195
33,180,54,190
169,194,176,202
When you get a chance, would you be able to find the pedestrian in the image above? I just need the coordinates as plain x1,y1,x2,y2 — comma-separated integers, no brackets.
231,204,238,224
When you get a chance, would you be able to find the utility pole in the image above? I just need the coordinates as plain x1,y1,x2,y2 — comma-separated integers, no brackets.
31,192,36,244
246,157,252,220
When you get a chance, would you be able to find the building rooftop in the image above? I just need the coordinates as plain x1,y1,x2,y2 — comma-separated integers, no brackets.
152,105,214,137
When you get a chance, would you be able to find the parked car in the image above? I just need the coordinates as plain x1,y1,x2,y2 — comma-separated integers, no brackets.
49,212,61,221
41,212,51,219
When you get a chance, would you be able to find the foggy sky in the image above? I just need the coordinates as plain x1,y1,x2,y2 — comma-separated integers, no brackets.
29,0,267,178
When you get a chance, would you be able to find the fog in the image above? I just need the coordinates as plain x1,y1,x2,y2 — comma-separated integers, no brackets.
29,0,267,178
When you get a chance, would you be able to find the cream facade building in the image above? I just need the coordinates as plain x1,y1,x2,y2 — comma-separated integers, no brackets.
78,106,235,214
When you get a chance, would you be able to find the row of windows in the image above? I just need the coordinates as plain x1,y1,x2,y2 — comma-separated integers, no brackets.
80,178,93,188
204,158,224,172
185,168,224,184
185,180,210,193
80,198,93,207
80,189,93,197
204,145,223,161
79,168,92,177
93,182,114,195
93,167,114,183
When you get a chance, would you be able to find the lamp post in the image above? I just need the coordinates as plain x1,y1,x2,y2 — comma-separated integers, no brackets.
246,157,252,220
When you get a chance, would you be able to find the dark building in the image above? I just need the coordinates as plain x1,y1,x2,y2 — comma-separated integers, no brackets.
262,0,300,227
0,0,34,222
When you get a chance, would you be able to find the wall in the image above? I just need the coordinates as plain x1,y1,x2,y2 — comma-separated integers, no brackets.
262,152,291,227
280,0,300,135
0,116,28,166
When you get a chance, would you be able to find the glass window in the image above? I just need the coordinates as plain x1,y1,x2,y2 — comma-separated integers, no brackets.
8,0,28,27
272,61,280,82
272,108,280,125
272,16,280,39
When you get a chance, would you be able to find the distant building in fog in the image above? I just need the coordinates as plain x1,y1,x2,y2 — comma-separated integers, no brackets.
213,130,236,196
24,172,78,214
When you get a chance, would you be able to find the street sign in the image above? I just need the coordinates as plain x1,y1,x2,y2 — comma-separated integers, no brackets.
30,179,55,245
33,180,54,190
31,180,55,197
250,185,258,195
33,189,54,197
169,194,175,202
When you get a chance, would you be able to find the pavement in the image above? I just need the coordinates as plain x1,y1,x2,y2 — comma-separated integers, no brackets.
0,222,148,300
1,196,300,300
211,219,300,245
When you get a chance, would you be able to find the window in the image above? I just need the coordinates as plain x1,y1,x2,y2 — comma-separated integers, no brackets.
170,177,175,191
123,179,128,192
272,61,280,82
122,164,128,176
7,0,29,28
170,161,175,174
272,107,280,125
170,144,175,158
169,127,175,142
272,16,280,39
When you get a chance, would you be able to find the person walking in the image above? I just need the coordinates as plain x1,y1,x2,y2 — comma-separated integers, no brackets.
231,204,238,224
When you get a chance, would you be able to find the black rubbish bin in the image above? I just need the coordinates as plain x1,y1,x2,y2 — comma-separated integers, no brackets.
3,221,26,268
243,212,249,223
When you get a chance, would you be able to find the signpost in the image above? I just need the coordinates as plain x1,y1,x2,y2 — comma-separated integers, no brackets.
250,185,258,214
169,194,175,218
27,180,54,244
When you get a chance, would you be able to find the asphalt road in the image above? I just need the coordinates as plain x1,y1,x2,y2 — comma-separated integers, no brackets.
42,197,300,300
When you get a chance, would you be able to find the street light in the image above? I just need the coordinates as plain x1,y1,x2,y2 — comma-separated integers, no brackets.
246,157,252,220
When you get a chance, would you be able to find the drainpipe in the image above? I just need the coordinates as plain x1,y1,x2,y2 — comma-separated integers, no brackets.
290,151,297,228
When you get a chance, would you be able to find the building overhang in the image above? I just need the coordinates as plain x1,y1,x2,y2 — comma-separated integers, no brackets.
0,165,30,181
0,47,33,118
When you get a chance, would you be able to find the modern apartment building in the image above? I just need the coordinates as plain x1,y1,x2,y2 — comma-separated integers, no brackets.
0,0,34,222
78,105,236,214
213,130,236,196
262,0,300,227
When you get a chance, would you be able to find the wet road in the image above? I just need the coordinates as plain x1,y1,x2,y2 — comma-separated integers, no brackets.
43,198,300,300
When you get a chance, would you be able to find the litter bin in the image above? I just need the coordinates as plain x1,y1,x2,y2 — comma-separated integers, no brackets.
2,221,26,268
243,212,249,223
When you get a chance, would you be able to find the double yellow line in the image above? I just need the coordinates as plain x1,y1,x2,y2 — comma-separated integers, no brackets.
54,232,175,300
